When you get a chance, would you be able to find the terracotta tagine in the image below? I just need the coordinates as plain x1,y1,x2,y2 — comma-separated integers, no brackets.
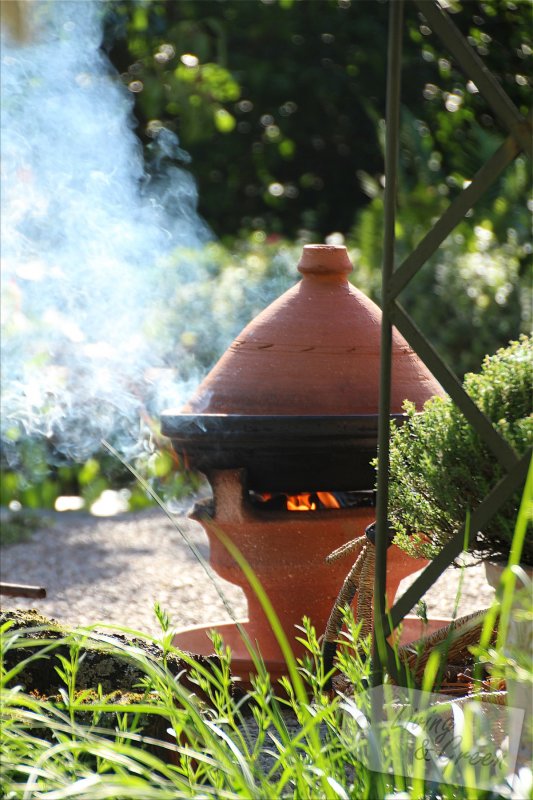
184,244,441,416
181,470,434,676
163,245,445,681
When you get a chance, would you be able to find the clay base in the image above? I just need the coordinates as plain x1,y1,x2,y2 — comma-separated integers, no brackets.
172,616,451,686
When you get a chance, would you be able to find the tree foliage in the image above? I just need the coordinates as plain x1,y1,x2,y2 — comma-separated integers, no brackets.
103,0,532,374
103,0,532,240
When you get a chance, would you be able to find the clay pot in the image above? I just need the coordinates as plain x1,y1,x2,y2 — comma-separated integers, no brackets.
172,469,431,682
185,244,443,415
168,244,443,682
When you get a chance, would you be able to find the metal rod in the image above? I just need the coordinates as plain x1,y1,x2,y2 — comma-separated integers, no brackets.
416,0,532,158
387,134,520,300
0,583,47,599
390,303,519,471
366,0,532,690
381,450,530,639
372,0,404,688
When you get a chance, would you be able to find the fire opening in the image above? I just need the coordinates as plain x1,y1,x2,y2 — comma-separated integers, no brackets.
250,490,376,512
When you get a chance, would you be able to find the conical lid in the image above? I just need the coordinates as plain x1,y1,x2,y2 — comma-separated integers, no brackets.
185,245,442,415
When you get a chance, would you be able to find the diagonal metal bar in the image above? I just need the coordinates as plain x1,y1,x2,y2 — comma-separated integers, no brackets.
372,0,531,687
380,450,531,639
415,0,532,157
387,134,521,300
389,302,519,472
372,0,404,689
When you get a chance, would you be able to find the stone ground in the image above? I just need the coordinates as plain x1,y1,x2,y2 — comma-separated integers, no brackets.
0,507,496,639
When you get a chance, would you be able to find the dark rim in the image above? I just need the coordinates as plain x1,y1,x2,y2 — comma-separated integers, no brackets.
161,413,407,440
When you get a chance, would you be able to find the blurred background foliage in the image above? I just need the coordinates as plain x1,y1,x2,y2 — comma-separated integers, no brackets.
1,0,531,518
103,0,531,239
103,0,531,373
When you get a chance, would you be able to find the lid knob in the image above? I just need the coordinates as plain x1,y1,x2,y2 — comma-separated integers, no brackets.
297,244,353,277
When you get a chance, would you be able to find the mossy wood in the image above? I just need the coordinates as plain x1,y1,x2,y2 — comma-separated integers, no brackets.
1,610,242,702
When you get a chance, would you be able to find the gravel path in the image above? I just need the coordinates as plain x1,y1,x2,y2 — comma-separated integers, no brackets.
0,508,496,638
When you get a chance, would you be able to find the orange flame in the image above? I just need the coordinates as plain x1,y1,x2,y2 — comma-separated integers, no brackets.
287,493,316,511
286,492,341,511
316,492,341,509
256,491,342,511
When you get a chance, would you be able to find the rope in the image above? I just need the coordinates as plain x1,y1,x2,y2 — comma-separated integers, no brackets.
322,535,375,689
322,529,496,695
325,535,366,565
355,543,375,638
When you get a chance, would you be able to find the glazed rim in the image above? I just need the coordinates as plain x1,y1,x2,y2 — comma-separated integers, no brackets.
160,412,407,442
160,413,409,491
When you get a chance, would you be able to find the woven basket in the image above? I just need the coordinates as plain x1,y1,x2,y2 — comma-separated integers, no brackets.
397,607,498,686
332,607,501,699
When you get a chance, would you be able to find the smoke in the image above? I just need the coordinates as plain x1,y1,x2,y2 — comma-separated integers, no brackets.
0,1,220,465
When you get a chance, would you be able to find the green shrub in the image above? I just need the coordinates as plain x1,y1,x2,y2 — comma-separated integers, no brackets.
387,335,533,566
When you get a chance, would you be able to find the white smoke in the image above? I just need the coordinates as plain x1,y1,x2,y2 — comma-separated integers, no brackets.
1,0,216,464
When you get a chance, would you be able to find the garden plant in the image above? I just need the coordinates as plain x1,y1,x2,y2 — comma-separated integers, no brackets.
1,1,532,795
1,473,532,799
386,335,533,567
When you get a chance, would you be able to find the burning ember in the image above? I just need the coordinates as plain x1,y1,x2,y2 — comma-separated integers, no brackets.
252,490,375,512
286,492,340,511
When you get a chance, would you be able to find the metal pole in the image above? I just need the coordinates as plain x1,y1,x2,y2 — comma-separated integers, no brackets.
372,0,404,688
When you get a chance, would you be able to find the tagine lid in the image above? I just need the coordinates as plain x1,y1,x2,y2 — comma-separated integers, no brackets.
183,244,443,415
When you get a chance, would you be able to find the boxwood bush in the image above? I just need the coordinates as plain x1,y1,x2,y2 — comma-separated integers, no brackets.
387,335,532,566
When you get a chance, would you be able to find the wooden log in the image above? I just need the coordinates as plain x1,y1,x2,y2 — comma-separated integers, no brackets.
1,609,245,703
0,582,47,599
